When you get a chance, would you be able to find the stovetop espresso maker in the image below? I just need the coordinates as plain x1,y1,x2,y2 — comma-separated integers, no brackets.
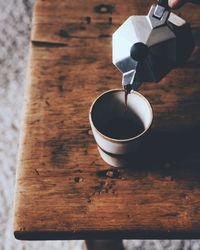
112,0,195,92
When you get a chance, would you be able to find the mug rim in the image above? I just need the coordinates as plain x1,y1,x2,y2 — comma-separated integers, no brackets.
89,88,153,143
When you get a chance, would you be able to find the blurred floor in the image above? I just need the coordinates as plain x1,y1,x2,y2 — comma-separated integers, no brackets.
0,0,199,249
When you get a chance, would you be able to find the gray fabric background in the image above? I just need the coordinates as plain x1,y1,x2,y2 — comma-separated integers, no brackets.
0,0,199,249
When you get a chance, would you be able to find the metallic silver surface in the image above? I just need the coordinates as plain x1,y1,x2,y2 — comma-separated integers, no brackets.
153,5,165,19
112,3,194,91
148,4,170,28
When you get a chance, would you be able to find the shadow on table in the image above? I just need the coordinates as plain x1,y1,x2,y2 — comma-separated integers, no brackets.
119,128,200,182
97,128,200,182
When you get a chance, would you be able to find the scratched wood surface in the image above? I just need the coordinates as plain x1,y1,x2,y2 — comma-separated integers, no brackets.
14,0,200,240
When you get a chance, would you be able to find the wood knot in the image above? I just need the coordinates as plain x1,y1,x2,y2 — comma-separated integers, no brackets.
84,16,91,24
57,29,69,38
74,176,83,183
96,169,121,179
94,4,114,14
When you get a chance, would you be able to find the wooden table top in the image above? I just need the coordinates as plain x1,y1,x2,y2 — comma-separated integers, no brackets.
14,0,200,240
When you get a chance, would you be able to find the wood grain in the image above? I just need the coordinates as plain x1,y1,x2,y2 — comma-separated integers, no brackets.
14,0,200,240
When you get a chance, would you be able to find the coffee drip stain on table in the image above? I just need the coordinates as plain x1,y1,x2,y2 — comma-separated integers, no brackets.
14,0,200,240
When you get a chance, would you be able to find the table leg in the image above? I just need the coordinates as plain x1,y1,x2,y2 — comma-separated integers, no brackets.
84,240,124,250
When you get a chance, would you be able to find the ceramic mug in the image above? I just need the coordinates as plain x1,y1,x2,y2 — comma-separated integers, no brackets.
89,89,153,167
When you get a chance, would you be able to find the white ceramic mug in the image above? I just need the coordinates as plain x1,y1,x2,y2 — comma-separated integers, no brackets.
89,89,153,167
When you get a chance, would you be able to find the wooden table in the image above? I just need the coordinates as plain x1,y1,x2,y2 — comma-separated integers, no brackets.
14,0,200,241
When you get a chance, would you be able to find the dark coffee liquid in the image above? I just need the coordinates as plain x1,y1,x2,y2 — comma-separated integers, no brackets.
101,117,144,139
100,90,144,139
125,91,128,109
